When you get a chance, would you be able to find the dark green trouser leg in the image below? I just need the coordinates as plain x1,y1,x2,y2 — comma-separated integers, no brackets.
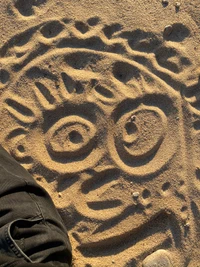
0,145,72,267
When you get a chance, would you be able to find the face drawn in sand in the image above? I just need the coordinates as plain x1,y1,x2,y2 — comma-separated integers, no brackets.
0,17,199,266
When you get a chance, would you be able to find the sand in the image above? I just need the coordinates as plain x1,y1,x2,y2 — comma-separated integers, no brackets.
0,0,200,266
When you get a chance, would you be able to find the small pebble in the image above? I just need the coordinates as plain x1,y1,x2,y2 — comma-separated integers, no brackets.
132,192,140,198
131,115,136,122
164,25,173,36
143,249,173,267
175,1,181,7
185,222,190,228
162,0,169,5
58,192,62,198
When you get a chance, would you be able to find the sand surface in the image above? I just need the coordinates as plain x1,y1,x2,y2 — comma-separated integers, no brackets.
0,0,200,266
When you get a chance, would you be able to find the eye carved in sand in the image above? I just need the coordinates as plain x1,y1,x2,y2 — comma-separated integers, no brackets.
117,106,166,160
45,116,97,159
109,103,172,175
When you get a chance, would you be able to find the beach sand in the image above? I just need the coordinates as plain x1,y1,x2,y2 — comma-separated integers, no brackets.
0,0,200,266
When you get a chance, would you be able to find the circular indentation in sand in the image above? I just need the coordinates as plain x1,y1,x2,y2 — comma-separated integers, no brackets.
146,203,152,209
69,130,83,144
181,206,187,212
125,122,138,136
113,61,140,83
162,182,171,192
36,176,42,181
0,69,10,84
40,21,64,38
17,144,25,152
142,189,151,199
75,21,89,34
14,0,34,16
94,84,114,99
87,16,100,26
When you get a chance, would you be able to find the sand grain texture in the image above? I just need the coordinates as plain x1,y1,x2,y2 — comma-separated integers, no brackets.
0,0,200,266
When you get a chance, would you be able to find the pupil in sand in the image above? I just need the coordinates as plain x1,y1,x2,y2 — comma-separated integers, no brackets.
17,145,25,152
125,121,138,136
69,130,83,144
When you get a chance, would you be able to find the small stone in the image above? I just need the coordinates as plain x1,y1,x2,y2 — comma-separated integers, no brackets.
185,222,190,228
164,25,173,36
162,0,169,5
132,192,140,198
175,1,181,7
58,192,62,198
143,249,173,267
131,115,136,122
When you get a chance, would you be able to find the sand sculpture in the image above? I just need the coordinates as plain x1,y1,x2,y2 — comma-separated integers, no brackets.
0,0,200,266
